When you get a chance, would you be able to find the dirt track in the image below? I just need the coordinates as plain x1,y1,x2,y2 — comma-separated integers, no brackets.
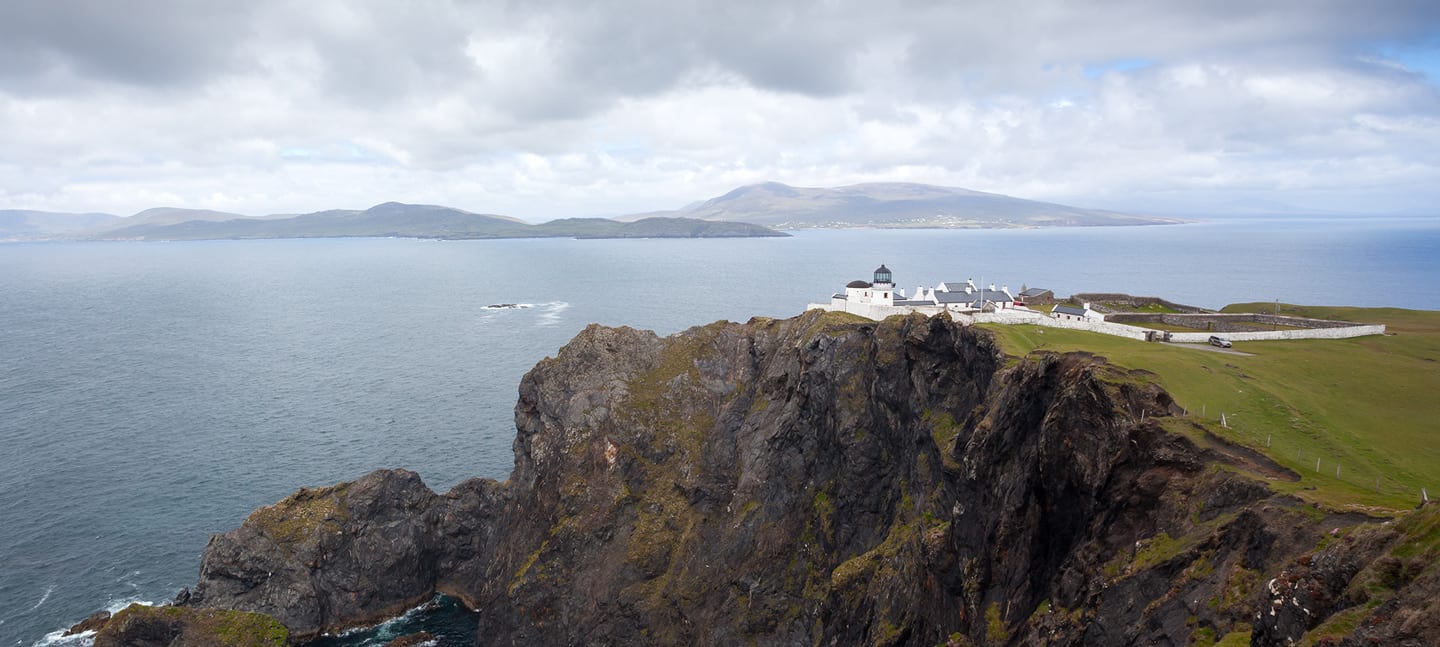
1162,342,1255,356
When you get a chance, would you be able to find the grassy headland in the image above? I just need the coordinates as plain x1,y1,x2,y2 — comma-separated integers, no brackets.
981,304,1440,513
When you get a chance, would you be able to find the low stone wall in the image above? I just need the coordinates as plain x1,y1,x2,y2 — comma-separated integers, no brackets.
810,303,1386,343
962,310,1155,341
1166,325,1385,343
807,302,947,321
1105,312,1370,333
1069,293,1205,314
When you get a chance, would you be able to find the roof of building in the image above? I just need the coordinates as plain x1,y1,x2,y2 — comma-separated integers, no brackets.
1053,304,1088,316
875,264,891,274
934,291,980,304
1019,287,1052,297
846,280,872,289
938,281,972,292
933,288,1011,305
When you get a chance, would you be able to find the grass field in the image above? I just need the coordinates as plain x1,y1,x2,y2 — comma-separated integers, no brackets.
980,304,1440,513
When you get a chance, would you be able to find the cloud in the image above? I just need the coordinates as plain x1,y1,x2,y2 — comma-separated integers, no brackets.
1,0,1437,218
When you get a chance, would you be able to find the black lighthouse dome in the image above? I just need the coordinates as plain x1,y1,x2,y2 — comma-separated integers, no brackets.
873,264,893,285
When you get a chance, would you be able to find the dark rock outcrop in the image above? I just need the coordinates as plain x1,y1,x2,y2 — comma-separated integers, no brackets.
63,610,111,636
88,603,286,647
176,311,1435,645
186,469,505,640
1252,502,1440,646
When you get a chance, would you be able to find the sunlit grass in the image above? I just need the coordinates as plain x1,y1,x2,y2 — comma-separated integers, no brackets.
980,304,1440,513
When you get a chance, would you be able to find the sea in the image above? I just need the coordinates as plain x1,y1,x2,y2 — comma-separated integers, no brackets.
2,217,1438,646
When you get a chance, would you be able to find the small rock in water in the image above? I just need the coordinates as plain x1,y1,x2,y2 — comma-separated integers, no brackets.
64,610,111,636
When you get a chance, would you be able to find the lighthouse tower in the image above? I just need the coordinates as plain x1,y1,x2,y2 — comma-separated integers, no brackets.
871,264,895,306
873,264,892,287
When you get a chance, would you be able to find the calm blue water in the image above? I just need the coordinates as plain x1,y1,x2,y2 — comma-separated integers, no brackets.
2,218,1437,645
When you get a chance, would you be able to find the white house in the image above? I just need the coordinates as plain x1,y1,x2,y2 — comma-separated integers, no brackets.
930,279,1017,311
1052,303,1103,321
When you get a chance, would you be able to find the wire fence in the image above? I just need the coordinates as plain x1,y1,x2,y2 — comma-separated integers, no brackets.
1175,407,1430,508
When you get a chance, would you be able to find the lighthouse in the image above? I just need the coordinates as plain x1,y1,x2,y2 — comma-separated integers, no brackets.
870,264,895,306
873,264,892,287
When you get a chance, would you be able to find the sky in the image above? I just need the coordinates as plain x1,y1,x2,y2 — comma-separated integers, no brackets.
2,0,1438,220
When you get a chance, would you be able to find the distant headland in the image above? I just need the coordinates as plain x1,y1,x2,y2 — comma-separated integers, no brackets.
617,181,1186,229
0,202,786,242
1,182,1183,242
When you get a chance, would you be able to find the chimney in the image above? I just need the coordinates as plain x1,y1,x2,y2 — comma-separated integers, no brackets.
1082,302,1091,310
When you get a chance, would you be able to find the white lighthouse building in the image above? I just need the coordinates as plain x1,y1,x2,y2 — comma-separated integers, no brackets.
817,264,1018,320
837,264,898,310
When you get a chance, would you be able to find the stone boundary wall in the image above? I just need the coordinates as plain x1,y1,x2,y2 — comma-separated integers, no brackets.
806,302,948,321
1104,312,1365,333
1166,325,1385,343
808,303,1385,342
1069,293,1205,313
958,310,1155,341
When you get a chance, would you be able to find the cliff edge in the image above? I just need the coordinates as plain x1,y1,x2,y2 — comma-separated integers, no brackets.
172,311,1438,645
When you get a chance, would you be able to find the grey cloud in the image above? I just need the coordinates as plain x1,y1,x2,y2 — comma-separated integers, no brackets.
1,0,1437,217
262,2,480,104
467,0,866,121
5,0,1437,108
896,0,1440,97
0,1,259,92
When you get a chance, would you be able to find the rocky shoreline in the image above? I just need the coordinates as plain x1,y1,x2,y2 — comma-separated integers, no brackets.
75,311,1440,645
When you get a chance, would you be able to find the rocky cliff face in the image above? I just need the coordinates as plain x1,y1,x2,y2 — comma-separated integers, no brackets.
178,311,1436,645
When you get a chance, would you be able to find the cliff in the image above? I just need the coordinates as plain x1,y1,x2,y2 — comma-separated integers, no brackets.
168,311,1436,645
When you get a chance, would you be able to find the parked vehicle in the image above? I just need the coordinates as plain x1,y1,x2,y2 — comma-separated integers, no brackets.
1208,335,1233,348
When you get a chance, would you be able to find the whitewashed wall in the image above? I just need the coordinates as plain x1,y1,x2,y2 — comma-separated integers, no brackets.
1166,326,1386,342
806,304,1385,342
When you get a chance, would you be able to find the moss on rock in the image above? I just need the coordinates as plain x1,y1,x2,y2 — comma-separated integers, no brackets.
93,604,287,647
244,481,352,548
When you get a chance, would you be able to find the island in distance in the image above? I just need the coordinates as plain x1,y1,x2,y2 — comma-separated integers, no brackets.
1,182,1181,242
622,181,1185,229
0,203,786,242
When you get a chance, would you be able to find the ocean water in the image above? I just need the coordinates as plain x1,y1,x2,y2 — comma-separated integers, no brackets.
2,217,1437,645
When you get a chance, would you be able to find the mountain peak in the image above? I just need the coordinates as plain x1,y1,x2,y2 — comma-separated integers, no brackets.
634,182,1181,229
125,207,248,227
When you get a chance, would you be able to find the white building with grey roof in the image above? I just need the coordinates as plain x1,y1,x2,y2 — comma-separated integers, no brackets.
812,265,1020,321
1052,303,1104,321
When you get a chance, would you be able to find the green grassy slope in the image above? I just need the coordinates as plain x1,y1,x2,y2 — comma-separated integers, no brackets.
981,304,1440,513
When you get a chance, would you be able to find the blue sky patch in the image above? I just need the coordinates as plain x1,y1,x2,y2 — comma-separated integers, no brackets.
1377,40,1440,82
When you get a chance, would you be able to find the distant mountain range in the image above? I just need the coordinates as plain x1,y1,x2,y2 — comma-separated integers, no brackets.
0,210,122,238
1,203,785,241
1,183,1180,242
623,182,1184,228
